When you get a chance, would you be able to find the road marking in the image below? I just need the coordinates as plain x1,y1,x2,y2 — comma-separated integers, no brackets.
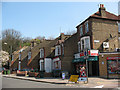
94,85,104,88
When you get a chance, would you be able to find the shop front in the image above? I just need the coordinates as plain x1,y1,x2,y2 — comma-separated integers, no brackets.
73,50,99,77
107,57,120,78
99,53,120,79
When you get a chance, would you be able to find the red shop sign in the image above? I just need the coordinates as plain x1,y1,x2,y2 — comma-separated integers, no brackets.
107,57,120,60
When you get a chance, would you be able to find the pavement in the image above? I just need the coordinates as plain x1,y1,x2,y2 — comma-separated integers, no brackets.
2,74,120,89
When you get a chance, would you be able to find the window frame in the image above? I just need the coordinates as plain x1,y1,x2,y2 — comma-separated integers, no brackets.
55,45,61,56
40,48,44,58
79,25,83,36
28,51,32,60
78,41,81,53
81,36,91,51
85,21,89,33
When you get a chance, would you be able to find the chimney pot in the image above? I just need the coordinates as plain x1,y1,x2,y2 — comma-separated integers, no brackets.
100,4,104,8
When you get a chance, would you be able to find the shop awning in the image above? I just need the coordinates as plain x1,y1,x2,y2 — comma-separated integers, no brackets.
72,57,85,63
72,56,98,63
87,56,98,61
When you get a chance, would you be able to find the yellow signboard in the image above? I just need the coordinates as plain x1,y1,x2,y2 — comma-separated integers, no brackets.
69,75,79,83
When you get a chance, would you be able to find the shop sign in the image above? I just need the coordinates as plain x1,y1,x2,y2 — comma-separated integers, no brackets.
69,75,79,83
80,52,84,57
74,53,80,59
88,50,98,56
107,57,120,60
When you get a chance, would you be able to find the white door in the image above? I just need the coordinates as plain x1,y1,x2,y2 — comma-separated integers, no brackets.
45,58,52,73
39,60,43,71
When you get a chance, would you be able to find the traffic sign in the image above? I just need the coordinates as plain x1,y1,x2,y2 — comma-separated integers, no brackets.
78,77,87,81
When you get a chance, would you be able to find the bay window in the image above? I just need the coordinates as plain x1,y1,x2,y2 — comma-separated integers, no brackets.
81,36,90,51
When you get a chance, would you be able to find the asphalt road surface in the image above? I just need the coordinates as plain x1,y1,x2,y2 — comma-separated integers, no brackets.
2,77,74,88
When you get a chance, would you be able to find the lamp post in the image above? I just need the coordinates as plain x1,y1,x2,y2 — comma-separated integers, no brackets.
84,49,89,83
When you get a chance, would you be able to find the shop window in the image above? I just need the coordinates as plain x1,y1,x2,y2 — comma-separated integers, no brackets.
81,36,90,51
107,60,120,74
79,25,83,36
85,21,89,33
40,48,44,58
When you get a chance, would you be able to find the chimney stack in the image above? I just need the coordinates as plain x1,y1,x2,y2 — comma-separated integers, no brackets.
99,4,106,17
60,33,65,40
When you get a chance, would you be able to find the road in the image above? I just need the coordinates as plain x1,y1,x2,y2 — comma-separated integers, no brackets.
2,77,74,88
2,77,119,89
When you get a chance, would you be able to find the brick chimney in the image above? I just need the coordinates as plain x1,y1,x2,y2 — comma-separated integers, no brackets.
99,4,106,17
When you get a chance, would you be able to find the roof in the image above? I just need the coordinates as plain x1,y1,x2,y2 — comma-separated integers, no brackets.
76,10,119,28
10,46,29,66
27,40,56,66
91,11,119,20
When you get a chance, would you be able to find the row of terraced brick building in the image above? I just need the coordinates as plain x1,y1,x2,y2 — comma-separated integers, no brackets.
10,4,120,78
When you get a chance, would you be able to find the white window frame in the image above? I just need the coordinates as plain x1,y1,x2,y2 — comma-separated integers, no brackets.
80,25,83,36
118,22,120,33
28,51,31,60
53,58,61,70
19,52,21,60
81,36,91,51
40,48,44,58
55,45,61,56
85,21,89,33
39,60,44,71
78,41,81,52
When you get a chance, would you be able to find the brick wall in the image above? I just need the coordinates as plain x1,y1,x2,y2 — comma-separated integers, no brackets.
99,53,120,78
92,18,119,52
60,33,78,74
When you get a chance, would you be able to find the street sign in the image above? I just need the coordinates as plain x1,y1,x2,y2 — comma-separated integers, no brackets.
84,56,89,59
69,75,79,83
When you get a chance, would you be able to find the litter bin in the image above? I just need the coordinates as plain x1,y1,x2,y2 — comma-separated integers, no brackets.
4,71,6,75
7,70,10,74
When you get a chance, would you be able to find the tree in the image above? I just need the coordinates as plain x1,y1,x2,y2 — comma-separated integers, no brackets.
47,36,55,40
2,29,22,54
21,37,32,47
35,36,45,40
65,30,76,35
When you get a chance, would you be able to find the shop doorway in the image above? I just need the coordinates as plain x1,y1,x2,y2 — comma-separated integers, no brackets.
88,61,99,77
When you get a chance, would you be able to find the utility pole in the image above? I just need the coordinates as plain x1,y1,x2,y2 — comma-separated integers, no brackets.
84,49,89,83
